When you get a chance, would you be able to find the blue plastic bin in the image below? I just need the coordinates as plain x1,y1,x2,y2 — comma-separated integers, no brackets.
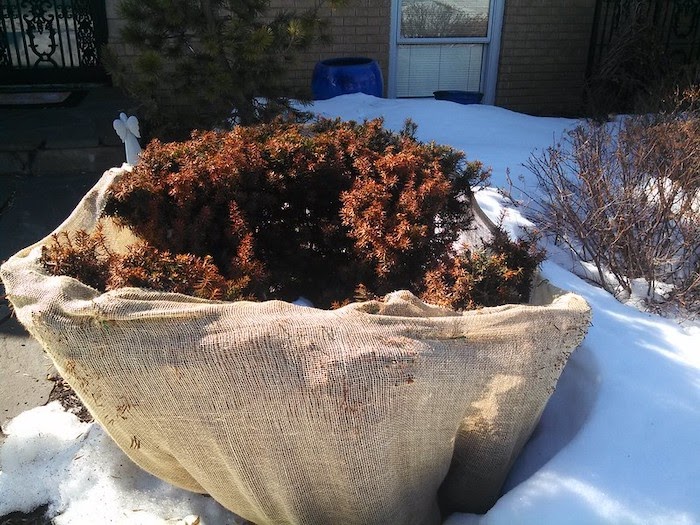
312,57,383,100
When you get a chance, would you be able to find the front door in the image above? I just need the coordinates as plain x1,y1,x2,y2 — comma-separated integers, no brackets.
0,0,108,86
389,0,504,104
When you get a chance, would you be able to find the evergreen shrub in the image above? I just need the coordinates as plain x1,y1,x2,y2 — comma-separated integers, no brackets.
105,0,345,139
42,118,543,310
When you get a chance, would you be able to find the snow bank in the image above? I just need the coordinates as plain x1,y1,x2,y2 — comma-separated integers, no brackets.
0,403,241,524
309,92,576,189
450,261,700,525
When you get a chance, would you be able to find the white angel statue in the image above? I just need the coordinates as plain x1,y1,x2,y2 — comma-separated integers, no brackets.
113,112,142,165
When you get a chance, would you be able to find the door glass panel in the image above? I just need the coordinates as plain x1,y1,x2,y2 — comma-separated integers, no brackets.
396,43,483,96
400,0,489,38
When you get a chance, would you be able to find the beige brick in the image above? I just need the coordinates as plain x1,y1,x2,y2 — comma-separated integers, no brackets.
496,0,595,116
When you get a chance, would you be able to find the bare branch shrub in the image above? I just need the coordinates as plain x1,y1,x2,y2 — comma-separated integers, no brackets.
525,90,700,310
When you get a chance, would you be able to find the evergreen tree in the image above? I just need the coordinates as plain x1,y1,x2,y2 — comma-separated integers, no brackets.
105,0,344,139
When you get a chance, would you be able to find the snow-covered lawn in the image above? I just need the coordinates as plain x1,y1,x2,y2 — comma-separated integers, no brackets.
1,94,699,524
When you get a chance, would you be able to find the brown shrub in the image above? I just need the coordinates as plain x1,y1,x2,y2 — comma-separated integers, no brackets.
421,228,545,310
40,226,112,292
108,243,252,301
101,118,488,307
340,121,479,295
43,118,543,310
40,230,251,302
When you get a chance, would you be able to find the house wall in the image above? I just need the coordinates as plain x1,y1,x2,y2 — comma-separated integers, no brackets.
103,0,391,99
268,0,392,98
103,0,596,116
495,0,597,117
105,0,137,66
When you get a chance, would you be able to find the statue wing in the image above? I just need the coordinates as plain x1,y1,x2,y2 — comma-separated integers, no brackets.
126,115,141,139
113,119,127,142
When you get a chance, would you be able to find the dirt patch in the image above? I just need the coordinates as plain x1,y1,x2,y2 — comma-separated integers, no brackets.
0,505,50,525
47,375,92,423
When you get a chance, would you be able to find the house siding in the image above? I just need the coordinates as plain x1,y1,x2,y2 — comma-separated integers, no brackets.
495,0,597,116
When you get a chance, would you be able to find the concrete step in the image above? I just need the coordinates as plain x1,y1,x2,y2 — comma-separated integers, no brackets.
0,146,124,175
0,86,136,175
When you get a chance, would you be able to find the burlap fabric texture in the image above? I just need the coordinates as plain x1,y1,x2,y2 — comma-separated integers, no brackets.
1,168,591,525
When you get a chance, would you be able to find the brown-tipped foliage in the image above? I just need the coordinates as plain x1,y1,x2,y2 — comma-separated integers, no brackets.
40,230,249,302
421,229,545,311
340,120,480,295
108,243,250,301
103,118,489,307
43,118,541,310
40,226,112,291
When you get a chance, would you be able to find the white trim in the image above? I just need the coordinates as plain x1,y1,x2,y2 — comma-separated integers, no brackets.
388,0,505,103
482,0,505,104
388,0,400,98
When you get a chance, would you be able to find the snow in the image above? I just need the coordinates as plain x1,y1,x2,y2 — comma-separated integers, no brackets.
456,261,700,525
0,403,241,524
1,93,699,524
309,93,574,190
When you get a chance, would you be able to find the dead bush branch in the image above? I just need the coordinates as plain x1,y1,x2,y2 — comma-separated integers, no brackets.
523,90,700,310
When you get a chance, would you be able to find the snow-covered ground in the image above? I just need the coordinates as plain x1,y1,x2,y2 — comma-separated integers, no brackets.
1,94,699,524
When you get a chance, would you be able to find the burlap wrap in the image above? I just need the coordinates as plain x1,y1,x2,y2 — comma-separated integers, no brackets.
1,168,591,525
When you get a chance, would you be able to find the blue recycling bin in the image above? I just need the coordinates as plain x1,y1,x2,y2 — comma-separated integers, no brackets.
312,57,383,100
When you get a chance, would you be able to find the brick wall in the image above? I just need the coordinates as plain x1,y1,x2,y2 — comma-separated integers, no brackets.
269,0,391,97
105,0,139,65
495,0,597,116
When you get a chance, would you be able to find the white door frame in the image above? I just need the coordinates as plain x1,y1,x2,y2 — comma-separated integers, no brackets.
387,0,505,104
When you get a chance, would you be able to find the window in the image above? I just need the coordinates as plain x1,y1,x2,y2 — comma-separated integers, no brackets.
390,0,503,102
396,44,482,96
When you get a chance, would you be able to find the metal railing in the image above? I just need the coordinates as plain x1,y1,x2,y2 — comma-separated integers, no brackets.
588,0,700,77
0,0,108,85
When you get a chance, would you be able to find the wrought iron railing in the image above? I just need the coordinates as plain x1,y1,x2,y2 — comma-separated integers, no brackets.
0,0,108,85
588,0,700,77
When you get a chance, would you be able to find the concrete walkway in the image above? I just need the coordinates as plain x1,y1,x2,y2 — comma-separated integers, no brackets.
1,86,137,432
1,144,120,434
1,172,105,431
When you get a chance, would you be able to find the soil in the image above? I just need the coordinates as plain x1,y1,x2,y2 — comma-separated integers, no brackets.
47,375,92,423
0,505,50,525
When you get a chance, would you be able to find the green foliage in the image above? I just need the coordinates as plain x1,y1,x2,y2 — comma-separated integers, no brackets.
41,118,542,310
105,0,344,139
